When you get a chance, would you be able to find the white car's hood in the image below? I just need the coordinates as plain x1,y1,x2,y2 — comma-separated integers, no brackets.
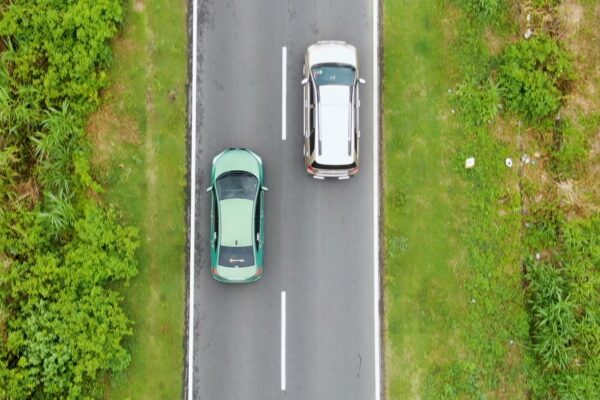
308,42,357,68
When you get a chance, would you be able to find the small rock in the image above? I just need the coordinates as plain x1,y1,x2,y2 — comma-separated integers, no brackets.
168,89,177,103
534,151,541,158
535,252,541,260
526,13,531,22
471,299,476,304
448,88,452,94
451,108,456,114
521,154,530,164
524,28,533,39
465,157,475,169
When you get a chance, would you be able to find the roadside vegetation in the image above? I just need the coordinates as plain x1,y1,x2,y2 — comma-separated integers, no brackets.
384,0,599,398
87,0,188,398
384,1,528,398
0,1,139,398
0,0,187,399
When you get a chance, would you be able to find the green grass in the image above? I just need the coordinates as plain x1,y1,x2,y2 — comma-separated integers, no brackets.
383,1,468,397
87,1,188,398
383,1,529,398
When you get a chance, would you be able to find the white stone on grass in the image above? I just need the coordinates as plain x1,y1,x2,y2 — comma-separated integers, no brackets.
465,157,475,169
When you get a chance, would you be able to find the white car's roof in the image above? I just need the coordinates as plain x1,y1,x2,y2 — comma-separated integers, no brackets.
307,41,357,68
317,85,353,166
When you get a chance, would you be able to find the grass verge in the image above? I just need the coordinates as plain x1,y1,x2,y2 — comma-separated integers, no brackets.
383,1,529,398
87,0,188,398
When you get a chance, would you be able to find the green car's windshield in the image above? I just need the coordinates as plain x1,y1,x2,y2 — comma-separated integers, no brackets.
312,65,355,86
216,171,258,200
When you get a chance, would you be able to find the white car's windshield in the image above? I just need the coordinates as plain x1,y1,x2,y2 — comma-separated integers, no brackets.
312,65,355,86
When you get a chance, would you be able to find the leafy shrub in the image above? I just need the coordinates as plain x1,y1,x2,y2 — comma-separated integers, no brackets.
423,361,481,399
526,216,600,398
0,205,138,399
533,0,561,7
452,0,507,24
551,119,592,179
0,1,139,398
453,78,500,127
0,146,19,204
0,0,123,117
452,17,493,81
497,35,574,122
0,0,124,221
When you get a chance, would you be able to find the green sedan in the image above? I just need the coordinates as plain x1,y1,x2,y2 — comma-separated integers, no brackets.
206,148,267,283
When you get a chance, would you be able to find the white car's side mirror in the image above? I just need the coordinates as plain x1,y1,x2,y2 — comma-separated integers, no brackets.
262,186,269,192
301,77,309,85
359,78,366,85
206,186,213,192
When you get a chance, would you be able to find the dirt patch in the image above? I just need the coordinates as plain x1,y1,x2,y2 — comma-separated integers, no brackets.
556,179,585,214
492,341,526,399
517,1,561,38
14,179,39,205
560,1,600,119
133,1,145,13
484,27,505,56
492,116,522,148
558,1,600,217
557,0,584,35
579,128,600,216
86,96,141,167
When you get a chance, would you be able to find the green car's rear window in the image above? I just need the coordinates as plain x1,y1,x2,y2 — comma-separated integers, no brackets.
219,246,254,268
216,171,258,200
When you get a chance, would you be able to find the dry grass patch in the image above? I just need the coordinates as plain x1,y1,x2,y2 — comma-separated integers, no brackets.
87,100,141,167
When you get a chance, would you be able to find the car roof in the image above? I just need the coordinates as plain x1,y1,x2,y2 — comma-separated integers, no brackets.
316,85,354,166
219,198,254,247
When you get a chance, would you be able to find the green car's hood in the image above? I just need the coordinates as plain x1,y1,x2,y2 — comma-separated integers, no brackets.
213,149,261,179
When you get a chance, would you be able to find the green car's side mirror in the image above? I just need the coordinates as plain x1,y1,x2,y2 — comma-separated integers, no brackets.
206,186,213,192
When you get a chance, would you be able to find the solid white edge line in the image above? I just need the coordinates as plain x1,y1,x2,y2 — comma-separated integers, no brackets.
282,46,287,141
188,0,198,397
373,0,381,399
281,291,287,391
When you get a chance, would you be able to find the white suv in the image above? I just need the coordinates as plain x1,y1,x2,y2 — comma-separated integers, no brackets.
302,41,365,180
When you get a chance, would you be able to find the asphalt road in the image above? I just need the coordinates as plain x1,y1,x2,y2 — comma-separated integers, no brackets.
190,1,378,399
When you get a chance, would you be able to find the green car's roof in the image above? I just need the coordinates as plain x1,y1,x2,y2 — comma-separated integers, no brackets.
219,198,253,247
213,149,261,179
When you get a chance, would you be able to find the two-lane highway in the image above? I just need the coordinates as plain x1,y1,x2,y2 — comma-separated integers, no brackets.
188,1,379,399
